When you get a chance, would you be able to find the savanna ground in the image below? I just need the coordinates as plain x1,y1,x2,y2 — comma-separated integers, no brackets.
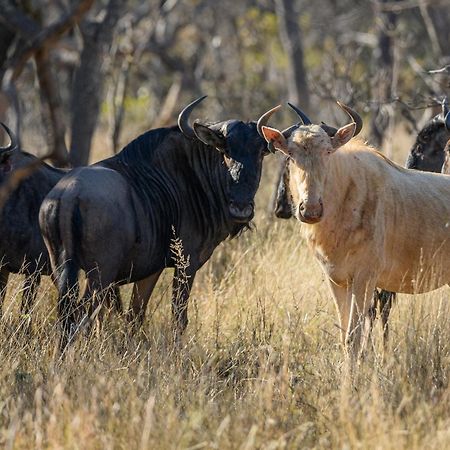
1,127,449,449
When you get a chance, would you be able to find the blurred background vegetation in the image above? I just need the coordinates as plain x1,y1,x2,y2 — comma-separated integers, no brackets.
0,0,449,166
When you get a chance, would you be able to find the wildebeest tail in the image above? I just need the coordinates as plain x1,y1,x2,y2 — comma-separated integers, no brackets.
41,193,82,300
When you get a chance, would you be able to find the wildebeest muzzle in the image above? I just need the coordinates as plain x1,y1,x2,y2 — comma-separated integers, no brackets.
229,200,254,222
298,200,323,224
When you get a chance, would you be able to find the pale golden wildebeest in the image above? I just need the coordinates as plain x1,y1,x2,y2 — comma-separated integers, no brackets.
261,104,450,356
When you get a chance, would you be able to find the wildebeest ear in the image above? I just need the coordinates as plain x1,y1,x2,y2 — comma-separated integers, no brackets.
193,123,227,151
331,122,356,150
261,126,288,156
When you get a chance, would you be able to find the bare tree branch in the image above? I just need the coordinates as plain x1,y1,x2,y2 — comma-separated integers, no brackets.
2,0,95,82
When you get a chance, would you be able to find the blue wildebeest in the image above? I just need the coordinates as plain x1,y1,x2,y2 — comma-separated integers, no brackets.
40,96,274,349
261,103,450,356
441,121,450,174
0,123,64,326
0,123,122,330
405,102,450,172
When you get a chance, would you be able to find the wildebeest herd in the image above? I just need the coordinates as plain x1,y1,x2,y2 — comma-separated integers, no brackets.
0,96,449,356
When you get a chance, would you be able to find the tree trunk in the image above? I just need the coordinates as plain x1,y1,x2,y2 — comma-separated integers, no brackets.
275,0,310,111
69,0,123,167
419,1,450,62
35,47,69,165
369,0,398,150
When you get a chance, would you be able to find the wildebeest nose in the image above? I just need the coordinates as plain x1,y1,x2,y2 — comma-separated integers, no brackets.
229,201,254,222
298,200,323,223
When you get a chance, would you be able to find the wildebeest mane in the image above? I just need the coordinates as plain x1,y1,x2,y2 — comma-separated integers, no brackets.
114,126,178,168
101,125,249,239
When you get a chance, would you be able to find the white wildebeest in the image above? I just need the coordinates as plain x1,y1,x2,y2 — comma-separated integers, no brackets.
261,103,450,356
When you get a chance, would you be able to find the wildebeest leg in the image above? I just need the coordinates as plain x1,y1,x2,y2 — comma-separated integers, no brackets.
378,290,395,347
172,267,196,341
56,258,80,352
126,270,163,330
111,286,123,314
0,268,9,319
347,276,377,358
20,273,41,333
328,281,352,347
102,285,123,314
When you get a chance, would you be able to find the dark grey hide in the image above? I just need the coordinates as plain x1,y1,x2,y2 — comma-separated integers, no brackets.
405,104,450,172
0,124,122,331
0,125,63,325
39,97,269,349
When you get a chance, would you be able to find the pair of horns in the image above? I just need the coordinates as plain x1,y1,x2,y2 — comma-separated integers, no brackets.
178,95,363,146
0,122,17,154
256,101,363,143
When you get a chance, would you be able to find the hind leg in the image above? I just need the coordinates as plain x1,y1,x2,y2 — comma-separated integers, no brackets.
110,285,123,314
378,290,395,348
56,257,80,352
76,267,122,339
101,284,123,315
20,273,41,334
126,270,163,331
0,268,9,319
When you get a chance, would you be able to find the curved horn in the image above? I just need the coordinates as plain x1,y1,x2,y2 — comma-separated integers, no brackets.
256,105,282,138
281,123,299,138
178,95,207,139
336,101,363,137
287,102,312,125
442,97,449,119
0,122,18,154
320,122,338,137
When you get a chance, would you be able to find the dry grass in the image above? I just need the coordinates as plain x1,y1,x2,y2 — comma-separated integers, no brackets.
1,129,449,449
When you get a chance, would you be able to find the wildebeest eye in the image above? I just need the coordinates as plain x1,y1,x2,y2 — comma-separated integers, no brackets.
0,153,11,164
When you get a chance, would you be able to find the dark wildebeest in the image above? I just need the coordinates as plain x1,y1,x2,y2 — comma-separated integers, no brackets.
40,96,274,349
405,102,450,172
0,123,64,326
0,123,121,330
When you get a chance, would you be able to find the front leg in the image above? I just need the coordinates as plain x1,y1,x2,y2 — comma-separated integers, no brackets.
328,276,376,357
172,266,196,340
328,280,352,347
347,276,377,357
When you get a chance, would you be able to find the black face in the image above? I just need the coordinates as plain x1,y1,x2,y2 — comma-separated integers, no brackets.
406,117,450,173
0,151,12,175
274,158,293,219
193,121,267,223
